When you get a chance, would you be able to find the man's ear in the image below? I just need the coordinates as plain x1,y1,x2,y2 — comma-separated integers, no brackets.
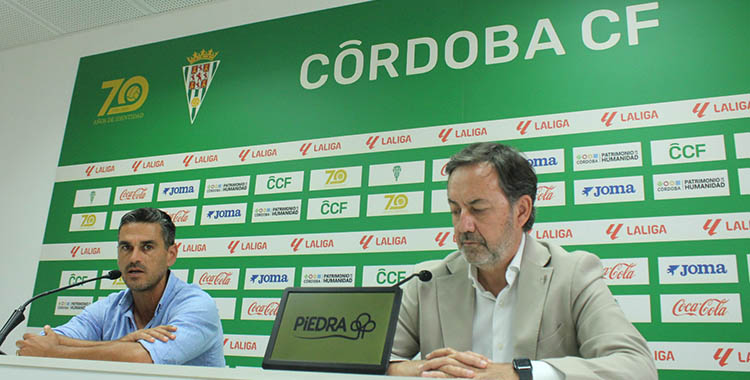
166,243,178,266
514,195,533,228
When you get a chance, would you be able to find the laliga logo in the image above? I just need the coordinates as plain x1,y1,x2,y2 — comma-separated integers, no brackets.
291,238,304,252
228,240,240,254
70,246,80,258
606,223,624,240
438,128,453,143
384,194,408,210
239,149,251,162
435,232,452,247
703,218,721,236
601,111,617,127
693,102,710,118
325,169,347,185
132,160,142,172
183,155,194,167
714,348,733,367
516,120,531,135
365,136,379,150
359,235,374,250
300,143,312,156
85,166,95,177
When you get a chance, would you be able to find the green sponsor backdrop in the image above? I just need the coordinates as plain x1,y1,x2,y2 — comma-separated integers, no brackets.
30,0,750,377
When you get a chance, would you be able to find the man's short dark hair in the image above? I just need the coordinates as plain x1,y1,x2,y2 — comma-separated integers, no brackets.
445,142,537,231
119,208,176,247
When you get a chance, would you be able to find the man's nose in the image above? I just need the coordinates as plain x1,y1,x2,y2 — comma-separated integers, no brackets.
456,211,476,232
130,247,146,261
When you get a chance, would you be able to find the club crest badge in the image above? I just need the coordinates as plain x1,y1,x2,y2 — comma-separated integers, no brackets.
183,49,220,124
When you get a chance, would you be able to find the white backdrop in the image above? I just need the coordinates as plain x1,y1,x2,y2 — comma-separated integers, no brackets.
0,0,365,355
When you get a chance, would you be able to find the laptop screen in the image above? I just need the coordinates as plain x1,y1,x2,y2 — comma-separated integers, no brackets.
262,286,402,374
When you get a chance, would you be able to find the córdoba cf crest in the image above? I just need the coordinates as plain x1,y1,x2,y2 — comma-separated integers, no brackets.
183,49,220,124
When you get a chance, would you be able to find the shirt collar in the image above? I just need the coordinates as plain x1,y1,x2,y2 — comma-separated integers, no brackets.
468,233,526,294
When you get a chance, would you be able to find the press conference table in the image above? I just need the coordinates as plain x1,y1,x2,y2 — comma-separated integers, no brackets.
0,355,413,380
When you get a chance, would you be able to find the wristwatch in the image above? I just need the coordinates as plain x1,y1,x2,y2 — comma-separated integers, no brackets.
512,358,533,380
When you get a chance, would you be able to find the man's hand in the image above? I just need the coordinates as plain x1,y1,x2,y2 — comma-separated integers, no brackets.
118,325,177,343
419,347,490,378
473,363,519,380
16,325,60,357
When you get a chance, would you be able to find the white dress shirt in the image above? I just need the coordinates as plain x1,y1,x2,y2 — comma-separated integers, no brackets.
469,234,564,380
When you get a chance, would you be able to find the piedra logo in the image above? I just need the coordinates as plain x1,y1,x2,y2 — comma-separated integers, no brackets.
293,312,376,340
183,49,221,124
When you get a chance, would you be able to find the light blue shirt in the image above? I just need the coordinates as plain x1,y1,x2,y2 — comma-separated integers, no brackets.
54,270,225,367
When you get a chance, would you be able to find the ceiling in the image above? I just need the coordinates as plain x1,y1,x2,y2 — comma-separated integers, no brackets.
0,0,220,51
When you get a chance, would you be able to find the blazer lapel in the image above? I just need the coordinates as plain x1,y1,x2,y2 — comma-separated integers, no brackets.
512,236,553,359
437,254,475,351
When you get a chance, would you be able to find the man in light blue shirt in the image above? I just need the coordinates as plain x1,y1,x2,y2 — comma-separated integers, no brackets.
17,208,225,366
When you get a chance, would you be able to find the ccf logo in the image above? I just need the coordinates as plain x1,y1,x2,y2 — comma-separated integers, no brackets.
97,76,149,117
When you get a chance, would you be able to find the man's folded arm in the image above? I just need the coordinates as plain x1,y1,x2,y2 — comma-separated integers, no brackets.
50,339,153,363
138,294,222,365
543,253,657,380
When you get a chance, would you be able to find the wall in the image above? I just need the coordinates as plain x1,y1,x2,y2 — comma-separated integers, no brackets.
0,0,365,355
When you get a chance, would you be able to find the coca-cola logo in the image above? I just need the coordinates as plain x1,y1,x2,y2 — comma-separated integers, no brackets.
199,271,233,286
119,187,148,201
247,301,279,316
602,263,636,280
672,298,728,317
168,209,191,223
536,185,556,201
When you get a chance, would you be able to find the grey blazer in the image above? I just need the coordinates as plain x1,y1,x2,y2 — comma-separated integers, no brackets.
391,235,657,380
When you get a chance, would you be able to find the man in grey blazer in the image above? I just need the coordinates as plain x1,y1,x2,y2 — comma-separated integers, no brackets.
387,143,656,379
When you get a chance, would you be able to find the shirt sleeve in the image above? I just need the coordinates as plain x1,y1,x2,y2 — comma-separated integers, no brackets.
533,360,565,380
137,291,222,366
52,298,109,341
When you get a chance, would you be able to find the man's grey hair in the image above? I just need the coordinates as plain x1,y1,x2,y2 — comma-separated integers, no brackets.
445,142,537,231
119,207,176,247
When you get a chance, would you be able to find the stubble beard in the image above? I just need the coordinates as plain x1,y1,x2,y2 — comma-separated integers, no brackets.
459,217,515,269
126,268,167,292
